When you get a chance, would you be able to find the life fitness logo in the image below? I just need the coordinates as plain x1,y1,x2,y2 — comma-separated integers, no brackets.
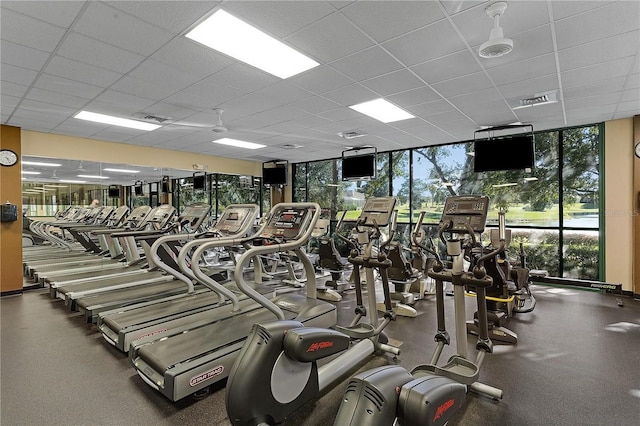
137,328,167,340
433,398,455,422
189,365,224,387
306,341,334,352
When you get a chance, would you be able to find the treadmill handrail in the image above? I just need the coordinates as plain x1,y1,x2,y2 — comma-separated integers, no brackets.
186,206,263,308
233,202,321,321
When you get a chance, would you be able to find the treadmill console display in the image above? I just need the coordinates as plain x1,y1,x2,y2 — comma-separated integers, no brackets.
146,205,176,227
216,208,252,234
440,195,490,233
358,196,397,227
178,205,211,229
261,208,308,240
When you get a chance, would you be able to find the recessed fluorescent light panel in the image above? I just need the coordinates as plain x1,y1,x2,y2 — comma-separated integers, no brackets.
60,180,87,184
185,10,319,79
77,175,110,179
22,161,61,167
74,111,160,131
212,138,266,150
103,168,140,173
21,171,41,175
349,98,415,123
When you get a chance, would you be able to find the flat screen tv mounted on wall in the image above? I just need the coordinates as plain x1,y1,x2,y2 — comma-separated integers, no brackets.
342,154,376,181
263,165,287,185
474,134,534,172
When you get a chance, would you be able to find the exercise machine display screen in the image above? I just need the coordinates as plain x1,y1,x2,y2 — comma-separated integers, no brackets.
261,208,308,240
359,197,397,227
440,195,490,233
216,208,254,234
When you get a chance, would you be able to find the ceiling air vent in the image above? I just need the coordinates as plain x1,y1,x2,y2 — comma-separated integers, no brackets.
137,113,170,123
278,143,304,150
514,91,558,109
338,130,368,139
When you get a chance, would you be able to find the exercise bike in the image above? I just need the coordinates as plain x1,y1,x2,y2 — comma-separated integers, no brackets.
332,195,502,426
225,197,401,426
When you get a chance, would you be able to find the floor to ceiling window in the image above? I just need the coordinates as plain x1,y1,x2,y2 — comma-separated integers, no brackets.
294,124,602,280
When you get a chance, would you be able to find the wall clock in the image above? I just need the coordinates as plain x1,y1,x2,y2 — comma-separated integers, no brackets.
0,149,18,167
635,142,640,159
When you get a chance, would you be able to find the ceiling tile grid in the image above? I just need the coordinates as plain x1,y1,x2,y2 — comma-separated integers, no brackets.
0,0,638,170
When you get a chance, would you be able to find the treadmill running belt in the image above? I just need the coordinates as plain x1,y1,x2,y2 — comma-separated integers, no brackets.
138,307,296,373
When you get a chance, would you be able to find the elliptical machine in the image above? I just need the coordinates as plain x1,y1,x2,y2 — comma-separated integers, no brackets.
333,195,502,426
225,197,401,426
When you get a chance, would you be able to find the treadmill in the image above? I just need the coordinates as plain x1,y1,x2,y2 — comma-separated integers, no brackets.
69,204,216,323
50,205,177,305
27,206,148,282
130,202,337,401
98,204,261,352
44,205,154,296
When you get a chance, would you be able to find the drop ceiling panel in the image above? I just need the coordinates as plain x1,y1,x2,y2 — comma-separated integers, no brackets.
561,56,635,89
554,1,640,50
107,0,217,33
440,1,487,16
331,46,404,81
109,75,180,100
286,12,375,63
411,50,483,84
0,8,67,53
291,96,342,115
564,92,622,111
317,107,367,123
624,73,639,90
26,88,89,110
382,19,467,67
431,72,494,98
176,77,246,109
1,0,86,28
72,2,175,56
0,63,39,86
449,87,506,108
406,100,457,117
486,53,557,86
209,62,280,93
321,83,378,106
288,66,353,95
43,56,122,88
563,76,627,100
253,82,314,107
341,0,444,43
34,73,104,99
224,1,335,39
55,32,146,74
558,31,640,72
1,95,20,113
387,86,443,107
551,1,615,20
1,40,50,71
459,100,515,126
92,90,156,113
361,70,426,97
150,37,234,80
0,81,28,98
497,74,559,99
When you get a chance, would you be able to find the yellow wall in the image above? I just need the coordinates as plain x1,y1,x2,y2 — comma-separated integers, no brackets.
0,125,23,293
21,130,262,177
604,118,634,292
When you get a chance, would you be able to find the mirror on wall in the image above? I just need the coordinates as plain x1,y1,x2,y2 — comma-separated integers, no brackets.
20,156,193,216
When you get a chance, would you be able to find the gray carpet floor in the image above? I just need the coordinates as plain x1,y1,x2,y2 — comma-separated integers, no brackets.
2,282,639,425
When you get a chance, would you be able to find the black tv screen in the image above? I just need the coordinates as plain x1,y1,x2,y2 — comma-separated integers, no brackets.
342,154,376,180
108,186,121,198
193,175,206,191
263,166,287,185
474,135,534,172
134,185,144,196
